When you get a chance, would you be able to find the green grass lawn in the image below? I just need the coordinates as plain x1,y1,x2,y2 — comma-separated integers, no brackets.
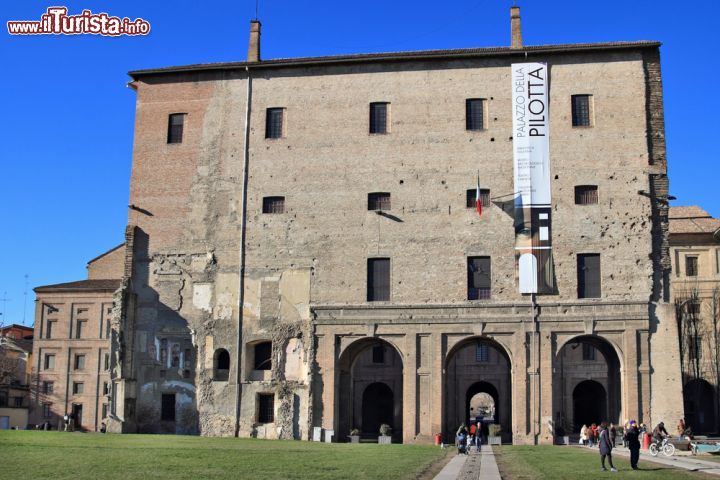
0,431,449,480
494,445,717,479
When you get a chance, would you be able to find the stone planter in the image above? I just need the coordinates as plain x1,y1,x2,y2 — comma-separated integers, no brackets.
378,435,392,444
488,436,501,445
348,435,360,443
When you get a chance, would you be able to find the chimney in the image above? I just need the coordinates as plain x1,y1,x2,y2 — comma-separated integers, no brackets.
510,6,523,49
247,20,261,62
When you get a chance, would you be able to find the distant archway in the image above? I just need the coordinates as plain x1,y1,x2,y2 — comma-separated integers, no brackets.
684,378,716,434
573,380,607,428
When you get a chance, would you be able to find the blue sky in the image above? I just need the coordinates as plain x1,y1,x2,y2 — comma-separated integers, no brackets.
0,1,717,326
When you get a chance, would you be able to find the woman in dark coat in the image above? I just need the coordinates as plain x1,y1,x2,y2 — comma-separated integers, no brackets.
624,420,641,470
599,422,617,472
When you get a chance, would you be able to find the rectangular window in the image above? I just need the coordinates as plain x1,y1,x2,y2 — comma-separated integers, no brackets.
577,254,601,298
689,337,701,361
104,353,110,371
262,196,285,214
44,354,55,370
265,108,284,139
574,185,598,205
687,301,701,316
475,344,489,362
43,403,52,418
103,305,113,339
258,394,275,423
368,192,391,211
372,345,385,364
167,113,185,144
161,393,176,421
75,320,86,339
369,102,389,134
102,404,108,419
582,343,596,361
43,381,54,394
72,382,84,395
74,354,86,370
14,397,23,407
468,256,491,300
466,98,485,131
466,189,490,209
367,258,390,302
571,95,592,127
45,320,54,339
103,382,110,396
686,256,699,277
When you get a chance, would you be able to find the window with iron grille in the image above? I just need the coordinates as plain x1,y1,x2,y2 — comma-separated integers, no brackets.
44,354,55,370
369,102,389,134
167,113,185,143
582,343,596,361
368,192,391,211
43,403,52,418
468,256,491,300
466,98,485,131
265,108,284,138
72,382,84,395
577,254,601,298
571,95,592,127
367,258,390,301
686,256,699,277
372,345,385,364
258,394,274,423
254,342,272,370
262,196,285,214
574,185,598,205
475,343,489,362
74,354,86,370
466,189,490,209
161,393,176,421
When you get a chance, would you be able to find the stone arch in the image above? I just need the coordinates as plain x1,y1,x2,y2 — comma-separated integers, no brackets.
444,336,512,442
213,348,230,381
554,334,622,434
337,337,403,440
684,378,717,434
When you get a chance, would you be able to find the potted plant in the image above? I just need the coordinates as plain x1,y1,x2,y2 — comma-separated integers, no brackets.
348,428,360,443
379,424,392,444
488,424,502,445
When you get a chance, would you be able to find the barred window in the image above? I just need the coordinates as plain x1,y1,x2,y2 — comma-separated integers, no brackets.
265,108,284,139
167,113,185,144
574,185,598,205
571,95,592,127
466,189,490,209
577,254,601,298
258,394,275,423
475,343,489,362
262,196,285,214
466,99,485,131
368,192,391,211
367,258,390,302
468,256,491,300
369,102,389,134
686,256,699,277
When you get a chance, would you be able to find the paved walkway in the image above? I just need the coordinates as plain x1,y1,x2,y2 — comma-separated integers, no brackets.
433,445,502,480
609,446,720,475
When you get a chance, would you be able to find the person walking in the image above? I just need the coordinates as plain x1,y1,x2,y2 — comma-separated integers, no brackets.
474,422,482,452
591,423,599,447
609,423,617,448
580,424,589,446
599,422,618,472
624,420,641,470
469,422,478,451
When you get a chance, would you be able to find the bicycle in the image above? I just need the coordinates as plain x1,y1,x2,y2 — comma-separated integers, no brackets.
649,437,676,457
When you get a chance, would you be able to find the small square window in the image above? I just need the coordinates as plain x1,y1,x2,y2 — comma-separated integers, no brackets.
44,354,55,370
466,99,485,131
258,394,275,423
571,95,592,127
262,196,285,214
72,382,84,395
368,192,391,211
466,189,490,209
265,108,284,139
43,381,54,394
369,102,389,134
167,113,185,144
686,256,699,277
74,354,86,370
575,185,598,205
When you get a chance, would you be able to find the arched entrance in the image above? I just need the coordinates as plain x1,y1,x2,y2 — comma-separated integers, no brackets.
337,338,403,440
444,337,511,442
684,378,716,434
554,335,622,435
572,380,607,428
362,382,394,434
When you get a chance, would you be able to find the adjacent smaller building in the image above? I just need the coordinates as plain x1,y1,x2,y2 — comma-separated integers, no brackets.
0,324,33,429
30,244,123,431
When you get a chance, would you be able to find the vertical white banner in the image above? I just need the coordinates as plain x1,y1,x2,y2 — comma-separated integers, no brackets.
512,62,551,208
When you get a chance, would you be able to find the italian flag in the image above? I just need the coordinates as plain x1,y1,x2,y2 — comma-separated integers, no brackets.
475,173,483,217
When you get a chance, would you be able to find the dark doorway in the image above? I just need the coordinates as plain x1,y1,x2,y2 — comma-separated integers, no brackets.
71,403,83,431
161,393,176,421
684,379,716,434
573,380,607,428
362,382,394,435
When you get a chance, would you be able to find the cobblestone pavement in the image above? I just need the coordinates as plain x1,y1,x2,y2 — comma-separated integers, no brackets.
457,448,483,479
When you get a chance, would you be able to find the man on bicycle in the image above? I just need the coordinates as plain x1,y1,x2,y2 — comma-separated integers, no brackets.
652,422,669,443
